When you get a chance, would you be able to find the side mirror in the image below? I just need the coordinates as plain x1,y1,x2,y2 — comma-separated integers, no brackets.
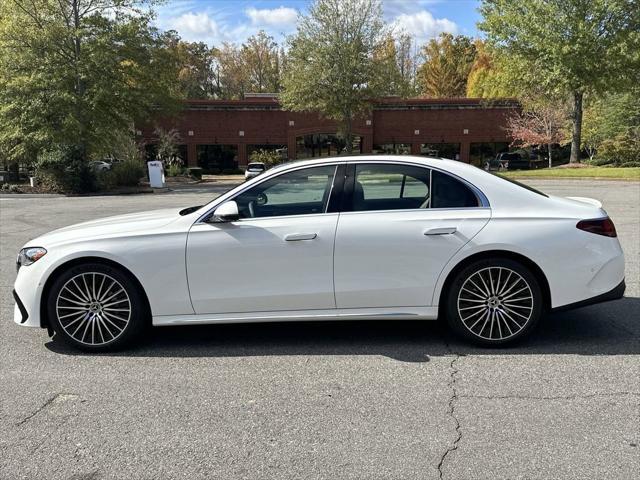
211,201,239,222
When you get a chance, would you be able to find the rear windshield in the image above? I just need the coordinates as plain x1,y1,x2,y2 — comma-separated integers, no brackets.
492,173,548,197
247,164,265,171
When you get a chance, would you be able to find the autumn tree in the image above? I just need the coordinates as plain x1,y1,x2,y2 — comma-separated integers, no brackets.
417,33,476,98
506,100,568,168
281,0,388,154
480,0,640,163
466,40,514,98
164,34,221,99
242,31,281,93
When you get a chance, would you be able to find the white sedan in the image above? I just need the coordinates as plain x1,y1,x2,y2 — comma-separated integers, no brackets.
13,156,625,351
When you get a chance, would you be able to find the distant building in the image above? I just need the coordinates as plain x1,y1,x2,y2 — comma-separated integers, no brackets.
140,96,519,171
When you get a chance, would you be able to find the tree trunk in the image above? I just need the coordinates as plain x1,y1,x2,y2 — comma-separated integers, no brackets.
548,143,553,169
569,91,583,164
343,116,353,155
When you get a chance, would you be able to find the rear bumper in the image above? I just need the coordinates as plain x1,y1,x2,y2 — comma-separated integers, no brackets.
551,279,626,312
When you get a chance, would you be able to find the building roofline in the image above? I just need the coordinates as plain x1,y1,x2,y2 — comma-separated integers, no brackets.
182,97,520,111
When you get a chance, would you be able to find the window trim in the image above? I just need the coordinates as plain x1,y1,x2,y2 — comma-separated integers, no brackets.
342,160,489,213
198,163,343,223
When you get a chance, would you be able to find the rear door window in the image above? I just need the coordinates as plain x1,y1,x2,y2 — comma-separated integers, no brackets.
352,164,430,211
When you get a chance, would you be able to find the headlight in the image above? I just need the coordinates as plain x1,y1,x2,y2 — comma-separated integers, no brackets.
16,247,47,272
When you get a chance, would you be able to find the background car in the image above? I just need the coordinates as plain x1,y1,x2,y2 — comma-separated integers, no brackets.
13,156,625,351
89,160,111,173
244,162,266,179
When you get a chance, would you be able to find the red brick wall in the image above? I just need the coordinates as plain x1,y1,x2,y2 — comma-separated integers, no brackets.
139,98,518,167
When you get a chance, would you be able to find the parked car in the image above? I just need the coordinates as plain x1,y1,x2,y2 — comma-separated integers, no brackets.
89,160,111,173
245,162,266,180
489,152,532,170
13,156,625,351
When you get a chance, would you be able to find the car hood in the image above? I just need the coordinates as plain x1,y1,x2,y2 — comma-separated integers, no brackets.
25,208,184,248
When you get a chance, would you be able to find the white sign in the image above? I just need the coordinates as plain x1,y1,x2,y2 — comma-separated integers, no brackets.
147,161,165,188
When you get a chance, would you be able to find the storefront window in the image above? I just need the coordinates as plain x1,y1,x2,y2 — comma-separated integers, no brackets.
420,143,461,160
295,134,362,159
469,142,509,167
372,143,411,155
196,145,239,173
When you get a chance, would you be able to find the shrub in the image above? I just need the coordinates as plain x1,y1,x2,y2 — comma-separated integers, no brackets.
585,157,615,166
249,149,282,167
36,145,96,193
619,161,640,168
109,160,145,187
167,163,186,177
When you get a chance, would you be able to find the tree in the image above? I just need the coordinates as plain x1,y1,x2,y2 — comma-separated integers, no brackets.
0,0,181,166
242,31,281,93
466,40,514,98
164,34,221,99
417,33,476,98
281,0,388,153
370,33,416,97
582,89,640,164
505,103,568,168
153,127,183,166
479,0,640,163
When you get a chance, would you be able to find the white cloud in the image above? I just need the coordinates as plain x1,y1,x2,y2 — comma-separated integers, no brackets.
245,7,298,28
393,10,458,43
171,12,220,39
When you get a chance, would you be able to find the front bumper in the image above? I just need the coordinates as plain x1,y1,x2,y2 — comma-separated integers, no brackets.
13,289,29,324
551,279,626,312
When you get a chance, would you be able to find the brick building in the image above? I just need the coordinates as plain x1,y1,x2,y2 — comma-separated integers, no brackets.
140,96,518,171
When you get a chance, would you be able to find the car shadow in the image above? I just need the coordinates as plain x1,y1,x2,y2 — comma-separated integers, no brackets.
45,297,640,362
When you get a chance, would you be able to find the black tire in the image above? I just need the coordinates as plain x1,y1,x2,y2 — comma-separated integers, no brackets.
47,262,147,352
445,258,543,346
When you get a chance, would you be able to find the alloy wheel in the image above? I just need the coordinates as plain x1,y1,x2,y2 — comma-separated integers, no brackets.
456,267,534,341
55,272,131,346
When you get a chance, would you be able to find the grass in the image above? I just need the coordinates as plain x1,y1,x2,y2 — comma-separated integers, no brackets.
499,167,640,180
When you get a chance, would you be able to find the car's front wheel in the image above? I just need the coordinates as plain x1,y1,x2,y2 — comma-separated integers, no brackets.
47,262,146,351
446,258,543,346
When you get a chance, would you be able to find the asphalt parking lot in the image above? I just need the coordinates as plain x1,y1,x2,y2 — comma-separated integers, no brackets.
1,179,638,480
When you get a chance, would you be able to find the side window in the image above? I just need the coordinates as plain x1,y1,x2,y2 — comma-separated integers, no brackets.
431,170,480,208
234,165,337,218
352,164,430,211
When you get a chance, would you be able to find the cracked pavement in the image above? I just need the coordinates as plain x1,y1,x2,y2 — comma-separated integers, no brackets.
1,179,639,479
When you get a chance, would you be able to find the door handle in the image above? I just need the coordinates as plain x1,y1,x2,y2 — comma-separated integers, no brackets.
285,233,317,241
424,227,457,235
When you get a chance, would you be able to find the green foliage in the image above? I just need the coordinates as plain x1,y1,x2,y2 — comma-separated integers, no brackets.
153,128,183,164
466,40,516,98
281,0,388,153
249,149,282,167
370,34,416,97
100,160,145,188
418,33,476,98
0,0,182,164
36,145,96,193
167,163,186,177
583,90,640,164
479,0,640,162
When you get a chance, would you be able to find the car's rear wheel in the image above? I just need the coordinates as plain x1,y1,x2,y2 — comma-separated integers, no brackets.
446,258,543,346
47,262,146,351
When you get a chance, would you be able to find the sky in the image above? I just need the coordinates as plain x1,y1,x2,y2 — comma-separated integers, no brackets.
154,0,483,47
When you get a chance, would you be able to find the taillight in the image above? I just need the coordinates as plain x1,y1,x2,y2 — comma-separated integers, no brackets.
576,217,617,237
